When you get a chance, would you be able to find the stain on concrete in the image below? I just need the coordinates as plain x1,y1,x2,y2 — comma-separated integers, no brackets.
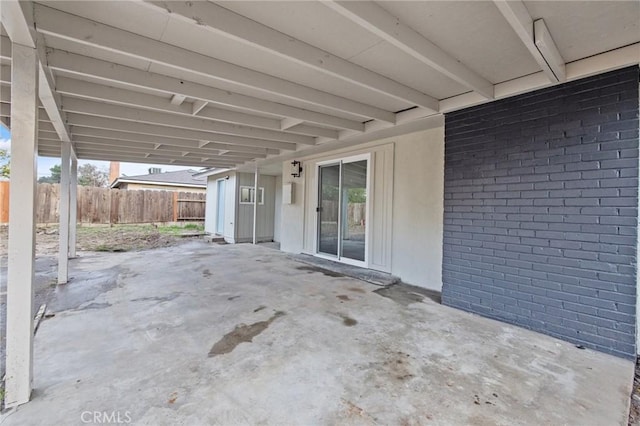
290,253,399,286
341,398,376,423
131,293,181,304
296,265,344,278
374,283,441,306
48,265,122,313
348,287,366,294
339,313,357,326
208,311,286,357
336,295,351,301
253,305,267,313
5,262,125,375
382,351,414,381
202,269,212,278
228,295,240,301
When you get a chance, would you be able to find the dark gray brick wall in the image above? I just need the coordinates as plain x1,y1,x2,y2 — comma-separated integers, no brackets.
442,66,640,358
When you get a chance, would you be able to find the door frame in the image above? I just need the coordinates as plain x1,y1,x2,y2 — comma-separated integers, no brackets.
314,153,371,268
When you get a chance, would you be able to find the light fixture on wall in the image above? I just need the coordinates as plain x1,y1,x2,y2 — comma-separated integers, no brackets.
291,160,303,178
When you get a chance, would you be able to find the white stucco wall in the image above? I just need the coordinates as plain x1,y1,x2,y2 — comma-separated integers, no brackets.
280,166,306,253
390,127,444,291
279,127,444,291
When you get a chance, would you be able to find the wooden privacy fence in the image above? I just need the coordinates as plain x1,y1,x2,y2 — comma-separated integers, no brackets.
0,182,206,224
320,201,366,225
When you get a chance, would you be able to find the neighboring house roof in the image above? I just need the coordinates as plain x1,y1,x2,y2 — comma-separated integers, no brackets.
110,169,207,189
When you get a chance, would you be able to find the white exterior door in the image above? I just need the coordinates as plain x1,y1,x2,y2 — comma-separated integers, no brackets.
216,179,225,234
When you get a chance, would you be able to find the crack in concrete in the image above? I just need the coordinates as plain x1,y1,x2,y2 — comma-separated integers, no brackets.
131,292,181,304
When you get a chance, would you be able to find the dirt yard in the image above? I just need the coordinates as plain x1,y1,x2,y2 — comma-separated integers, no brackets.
0,223,205,257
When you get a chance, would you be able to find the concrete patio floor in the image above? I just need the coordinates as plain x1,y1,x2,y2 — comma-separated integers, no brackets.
1,240,634,425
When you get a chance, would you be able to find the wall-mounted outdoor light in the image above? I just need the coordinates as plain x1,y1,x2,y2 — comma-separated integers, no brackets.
291,160,303,178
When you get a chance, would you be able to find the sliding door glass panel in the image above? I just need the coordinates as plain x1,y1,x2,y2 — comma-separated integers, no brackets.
340,160,367,261
318,164,340,256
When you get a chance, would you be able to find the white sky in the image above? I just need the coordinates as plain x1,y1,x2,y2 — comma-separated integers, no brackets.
37,155,193,178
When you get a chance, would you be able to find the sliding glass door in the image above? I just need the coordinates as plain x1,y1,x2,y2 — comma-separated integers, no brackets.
317,156,369,265
318,163,340,256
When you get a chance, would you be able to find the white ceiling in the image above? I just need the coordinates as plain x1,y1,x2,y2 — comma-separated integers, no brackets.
380,1,542,83
524,1,640,63
0,0,638,170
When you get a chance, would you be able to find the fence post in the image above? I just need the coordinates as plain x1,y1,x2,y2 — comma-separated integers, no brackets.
106,188,110,226
172,191,179,222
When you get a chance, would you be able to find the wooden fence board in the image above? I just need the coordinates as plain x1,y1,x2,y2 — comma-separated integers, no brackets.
0,183,205,224
177,191,207,221
36,183,60,224
110,189,121,224
321,201,366,224
0,181,8,223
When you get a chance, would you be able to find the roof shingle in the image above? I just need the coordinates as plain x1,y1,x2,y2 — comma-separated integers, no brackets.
111,169,206,188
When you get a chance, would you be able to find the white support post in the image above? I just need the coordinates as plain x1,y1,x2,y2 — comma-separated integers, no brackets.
253,163,259,245
5,42,39,408
57,141,71,284
69,151,78,258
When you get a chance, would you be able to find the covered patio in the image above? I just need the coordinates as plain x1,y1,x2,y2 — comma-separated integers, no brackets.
0,240,634,425
1,0,638,415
